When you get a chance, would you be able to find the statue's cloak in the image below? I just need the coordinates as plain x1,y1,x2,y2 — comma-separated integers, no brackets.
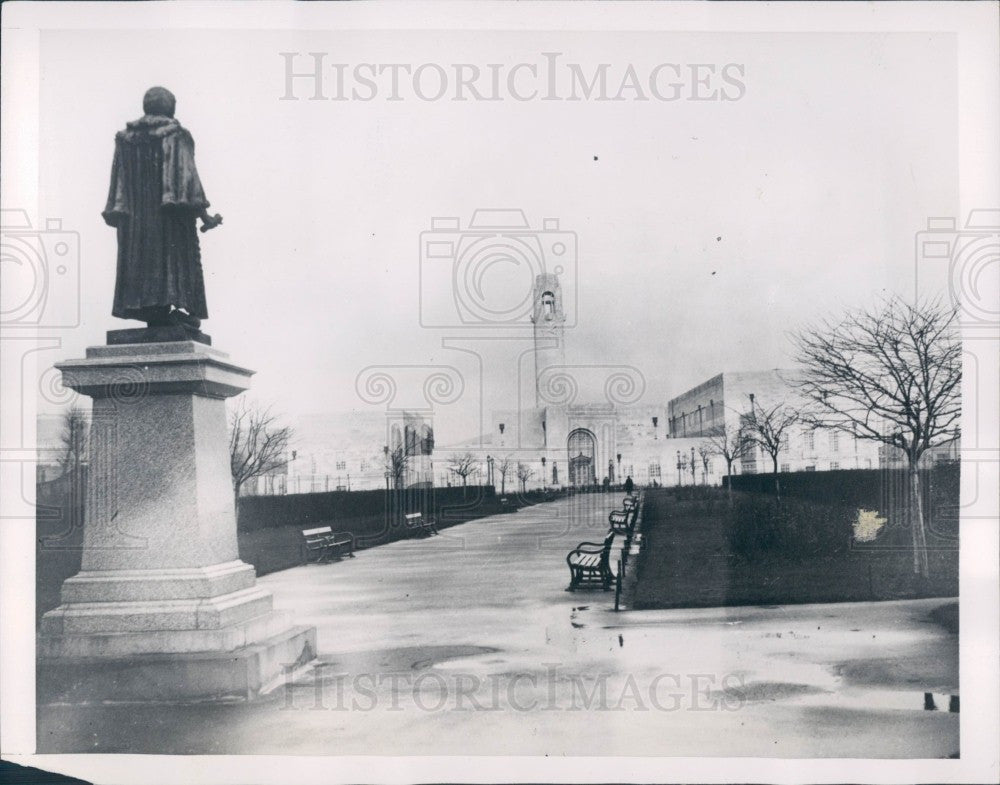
103,115,210,319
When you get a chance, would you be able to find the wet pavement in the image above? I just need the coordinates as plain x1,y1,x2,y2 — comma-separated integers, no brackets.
38,495,959,757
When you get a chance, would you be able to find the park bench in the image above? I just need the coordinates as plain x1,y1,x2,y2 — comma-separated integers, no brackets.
623,496,638,512
403,511,438,537
566,531,616,591
608,509,635,536
301,526,354,563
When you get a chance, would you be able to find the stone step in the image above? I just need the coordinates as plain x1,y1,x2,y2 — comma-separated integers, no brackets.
38,622,317,703
40,586,274,636
39,608,296,658
59,560,257,603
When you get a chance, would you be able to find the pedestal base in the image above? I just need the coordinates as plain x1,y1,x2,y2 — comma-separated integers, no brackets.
107,325,211,345
39,624,316,703
42,340,318,703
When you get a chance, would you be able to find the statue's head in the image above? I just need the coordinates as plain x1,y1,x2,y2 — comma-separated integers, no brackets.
142,86,176,118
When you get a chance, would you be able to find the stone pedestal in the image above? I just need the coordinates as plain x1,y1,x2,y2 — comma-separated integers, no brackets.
39,341,316,702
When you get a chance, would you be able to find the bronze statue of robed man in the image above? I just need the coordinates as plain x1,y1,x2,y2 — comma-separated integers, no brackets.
103,87,223,329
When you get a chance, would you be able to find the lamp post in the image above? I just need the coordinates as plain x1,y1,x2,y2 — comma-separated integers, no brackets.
616,453,622,488
540,456,546,490
383,445,390,491
486,454,494,488
690,446,697,485
676,450,683,486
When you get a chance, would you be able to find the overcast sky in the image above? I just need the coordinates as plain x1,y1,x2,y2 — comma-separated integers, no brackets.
36,28,957,442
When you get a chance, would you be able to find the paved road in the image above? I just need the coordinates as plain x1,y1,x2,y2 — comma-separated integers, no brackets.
39,495,959,756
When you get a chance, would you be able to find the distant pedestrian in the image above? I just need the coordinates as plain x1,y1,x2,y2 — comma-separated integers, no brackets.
602,476,610,492
624,476,634,494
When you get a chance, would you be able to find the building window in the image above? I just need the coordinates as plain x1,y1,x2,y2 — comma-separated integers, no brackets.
830,461,840,470
780,432,790,450
830,432,840,453
336,461,346,471
541,291,555,316
805,432,815,451
360,460,370,471
649,462,661,478
780,463,790,473
804,465,816,472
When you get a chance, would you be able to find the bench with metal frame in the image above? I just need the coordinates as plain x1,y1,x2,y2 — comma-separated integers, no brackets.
301,526,354,563
403,511,438,537
566,530,616,591
608,506,638,536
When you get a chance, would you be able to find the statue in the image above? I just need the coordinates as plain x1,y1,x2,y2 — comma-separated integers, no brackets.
103,87,223,329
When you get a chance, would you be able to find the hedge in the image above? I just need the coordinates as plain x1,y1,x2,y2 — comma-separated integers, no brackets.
236,484,504,531
726,462,958,530
633,486,959,609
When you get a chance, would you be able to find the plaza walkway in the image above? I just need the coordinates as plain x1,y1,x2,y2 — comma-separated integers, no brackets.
39,495,959,757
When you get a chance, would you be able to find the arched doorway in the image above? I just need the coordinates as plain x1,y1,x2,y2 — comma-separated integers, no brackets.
567,429,597,487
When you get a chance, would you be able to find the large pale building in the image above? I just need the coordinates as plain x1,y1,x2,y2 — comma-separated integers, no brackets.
255,273,892,494
252,410,434,495
447,277,883,489
667,370,882,474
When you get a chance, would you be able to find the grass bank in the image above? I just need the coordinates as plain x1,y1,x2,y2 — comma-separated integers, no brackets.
632,487,958,610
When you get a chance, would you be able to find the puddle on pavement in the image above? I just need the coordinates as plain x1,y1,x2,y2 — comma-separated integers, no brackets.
716,681,828,704
569,605,590,630
313,644,498,675
714,682,961,713
793,688,960,713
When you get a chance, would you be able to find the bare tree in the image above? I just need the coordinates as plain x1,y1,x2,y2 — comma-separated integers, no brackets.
497,456,513,494
792,296,961,578
448,452,479,488
382,445,408,490
58,406,90,478
740,396,798,494
515,462,535,493
697,444,713,485
229,398,294,504
704,422,742,500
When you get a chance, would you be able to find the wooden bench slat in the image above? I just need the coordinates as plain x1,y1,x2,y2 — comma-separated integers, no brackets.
301,526,354,563
402,512,438,537
566,531,616,591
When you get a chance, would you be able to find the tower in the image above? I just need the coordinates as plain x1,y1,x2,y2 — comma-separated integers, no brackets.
531,273,566,409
